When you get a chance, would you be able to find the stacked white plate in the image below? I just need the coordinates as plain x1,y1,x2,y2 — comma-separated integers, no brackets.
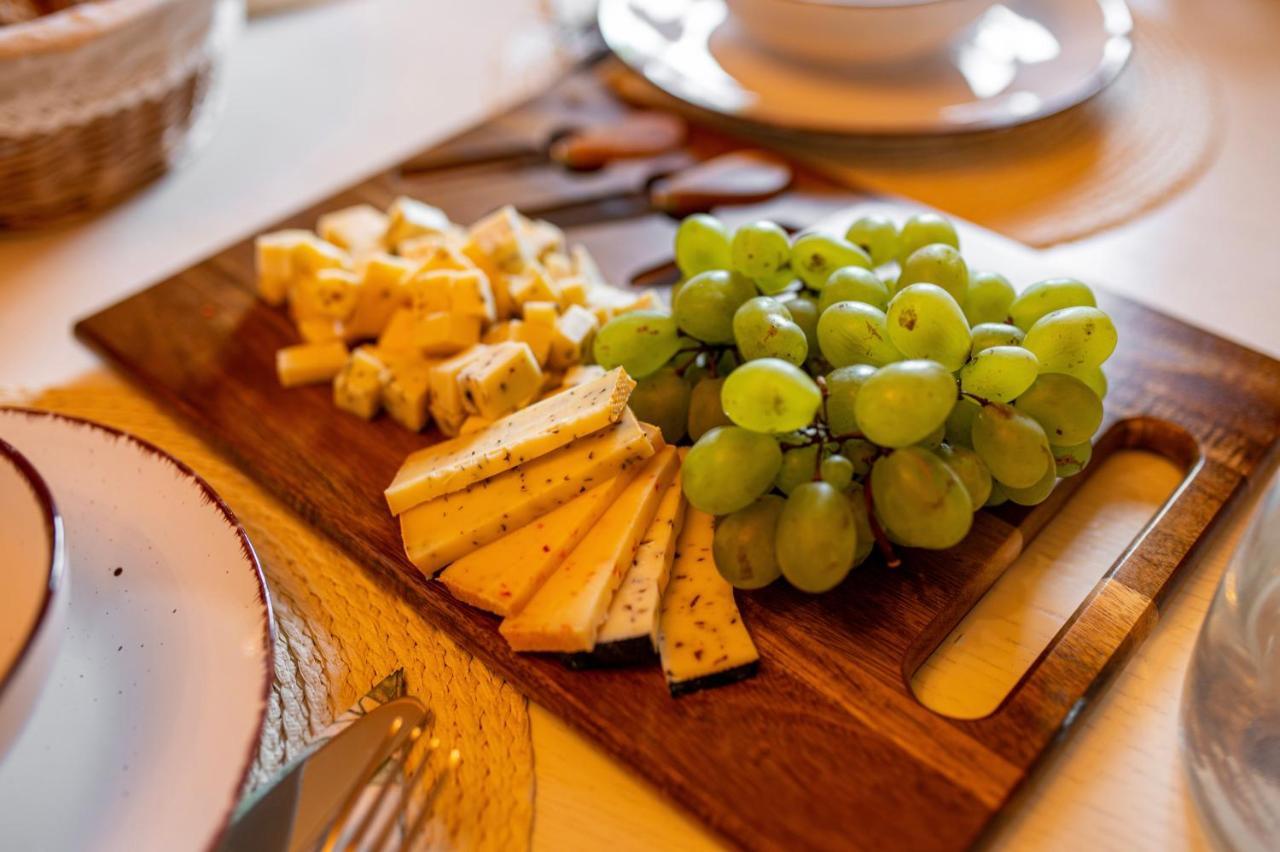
0,409,274,851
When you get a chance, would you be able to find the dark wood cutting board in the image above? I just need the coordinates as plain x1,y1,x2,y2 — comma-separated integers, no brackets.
73,62,1280,851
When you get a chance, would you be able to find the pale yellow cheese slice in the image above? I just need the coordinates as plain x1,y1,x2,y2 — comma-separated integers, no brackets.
399,410,654,574
595,470,687,648
385,366,636,514
657,508,760,693
438,468,641,616
500,446,680,653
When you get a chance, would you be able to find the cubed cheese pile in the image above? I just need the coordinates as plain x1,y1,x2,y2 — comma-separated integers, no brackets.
384,366,760,696
260,199,658,435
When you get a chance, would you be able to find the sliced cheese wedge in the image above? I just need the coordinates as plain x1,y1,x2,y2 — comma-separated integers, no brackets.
657,507,760,696
385,366,636,514
439,468,641,616
591,470,688,657
399,410,654,575
500,446,680,653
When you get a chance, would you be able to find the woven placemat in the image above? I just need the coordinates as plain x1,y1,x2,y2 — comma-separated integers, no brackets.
2,373,534,851
605,14,1219,248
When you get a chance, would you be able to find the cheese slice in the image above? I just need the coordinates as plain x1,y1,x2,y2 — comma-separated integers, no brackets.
594,470,688,650
386,366,636,514
500,446,680,653
657,508,760,696
439,469,640,616
399,410,654,574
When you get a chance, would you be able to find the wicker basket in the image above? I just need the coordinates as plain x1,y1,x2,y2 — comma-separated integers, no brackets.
0,0,242,228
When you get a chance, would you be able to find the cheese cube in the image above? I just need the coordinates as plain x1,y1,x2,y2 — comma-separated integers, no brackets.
255,229,313,306
408,269,496,323
404,272,452,315
414,312,482,356
317,204,389,258
380,351,434,432
548,304,599,369
428,346,494,437
345,254,416,341
414,243,474,275
457,341,543,420
571,244,606,288
293,268,359,320
467,205,533,273
297,317,344,344
500,446,680,652
542,251,575,282
384,197,452,250
378,308,418,352
507,265,560,307
276,341,349,388
397,229,467,261
557,276,590,308
522,217,566,260
483,319,520,344
522,301,558,326
516,323,552,366
293,237,352,276
459,415,493,435
333,347,387,419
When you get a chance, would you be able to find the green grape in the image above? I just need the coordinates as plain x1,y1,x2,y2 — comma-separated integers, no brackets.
916,423,946,448
959,345,1039,402
670,277,687,307
964,271,1016,326
1006,460,1057,506
627,367,691,444
845,214,900,266
712,495,785,590
897,212,959,263
592,310,683,378
1023,307,1118,372
776,482,857,593
816,301,903,367
846,484,875,566
1054,365,1108,399
985,480,1009,507
820,454,854,489
731,221,792,283
971,402,1051,488
870,447,972,549
819,267,890,312
934,443,993,507
674,213,732,277
825,364,876,435
687,376,732,440
755,267,799,296
776,444,820,494
842,438,878,476
672,270,756,344
1009,278,1096,331
945,397,981,448
886,283,972,371
898,244,969,305
782,294,820,352
733,296,808,365
791,232,872,289
1053,441,1092,477
854,360,958,448
683,426,782,515
970,322,1025,354
721,358,822,433
1014,373,1103,445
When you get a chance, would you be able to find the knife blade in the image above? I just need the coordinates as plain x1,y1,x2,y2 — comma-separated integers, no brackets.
217,697,429,852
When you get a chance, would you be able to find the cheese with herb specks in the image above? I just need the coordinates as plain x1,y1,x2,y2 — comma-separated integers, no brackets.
657,507,759,695
398,410,654,574
500,446,680,652
457,341,542,420
386,366,636,514
439,470,640,615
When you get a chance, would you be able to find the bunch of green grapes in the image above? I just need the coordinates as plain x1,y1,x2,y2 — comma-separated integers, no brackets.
593,211,1118,594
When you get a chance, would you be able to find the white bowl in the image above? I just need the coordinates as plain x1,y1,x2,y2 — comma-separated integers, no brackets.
0,438,66,761
725,0,993,67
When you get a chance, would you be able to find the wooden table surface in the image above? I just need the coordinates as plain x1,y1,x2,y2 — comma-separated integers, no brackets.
1,0,1276,848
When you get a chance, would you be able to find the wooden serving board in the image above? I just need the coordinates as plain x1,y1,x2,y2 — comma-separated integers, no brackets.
75,64,1280,851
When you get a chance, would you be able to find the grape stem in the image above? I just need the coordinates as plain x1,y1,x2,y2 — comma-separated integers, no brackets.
672,341,736,378
960,389,995,407
862,479,902,569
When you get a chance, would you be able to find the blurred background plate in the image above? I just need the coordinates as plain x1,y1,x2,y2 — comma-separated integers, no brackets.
599,0,1133,136
0,409,273,852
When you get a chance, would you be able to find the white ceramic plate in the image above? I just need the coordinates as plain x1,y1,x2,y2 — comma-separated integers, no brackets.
599,0,1134,136
0,409,274,851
